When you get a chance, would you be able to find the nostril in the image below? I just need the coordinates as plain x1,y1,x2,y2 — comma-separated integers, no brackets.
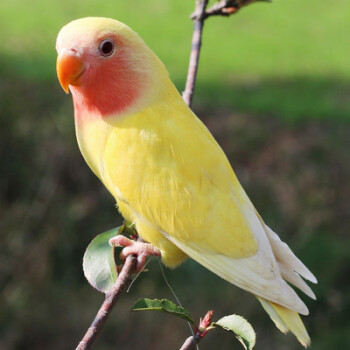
67,48,80,56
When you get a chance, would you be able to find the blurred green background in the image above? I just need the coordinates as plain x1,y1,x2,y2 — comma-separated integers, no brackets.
0,0,349,349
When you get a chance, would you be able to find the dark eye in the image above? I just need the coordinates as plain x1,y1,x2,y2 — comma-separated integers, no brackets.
98,39,116,57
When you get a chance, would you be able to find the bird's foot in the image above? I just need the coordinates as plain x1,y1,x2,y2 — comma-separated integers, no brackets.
109,235,161,272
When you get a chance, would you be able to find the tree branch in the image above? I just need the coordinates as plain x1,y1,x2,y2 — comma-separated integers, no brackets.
179,334,201,350
182,0,264,107
75,255,137,350
199,0,267,19
182,0,209,107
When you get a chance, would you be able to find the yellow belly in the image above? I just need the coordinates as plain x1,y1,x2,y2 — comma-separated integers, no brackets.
118,199,187,267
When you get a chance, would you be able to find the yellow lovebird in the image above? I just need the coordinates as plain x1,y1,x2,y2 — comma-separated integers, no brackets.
56,17,317,347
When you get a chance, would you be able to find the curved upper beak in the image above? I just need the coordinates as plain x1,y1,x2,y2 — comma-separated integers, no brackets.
56,49,85,94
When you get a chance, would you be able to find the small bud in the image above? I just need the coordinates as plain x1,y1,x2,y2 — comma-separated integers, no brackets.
222,7,238,15
198,310,214,332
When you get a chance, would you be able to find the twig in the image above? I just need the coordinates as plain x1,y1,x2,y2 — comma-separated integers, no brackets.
179,334,201,350
179,310,214,350
182,0,264,107
200,0,267,19
75,255,137,350
182,0,209,107
200,0,240,18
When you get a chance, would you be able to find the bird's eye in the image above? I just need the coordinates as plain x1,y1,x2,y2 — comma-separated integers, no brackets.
98,39,116,57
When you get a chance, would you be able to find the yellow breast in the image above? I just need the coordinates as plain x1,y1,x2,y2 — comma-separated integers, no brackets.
75,84,258,266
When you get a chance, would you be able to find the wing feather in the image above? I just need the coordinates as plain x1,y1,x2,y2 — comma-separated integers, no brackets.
157,204,310,315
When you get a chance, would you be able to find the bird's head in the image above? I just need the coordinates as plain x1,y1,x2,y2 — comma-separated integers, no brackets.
56,17,168,118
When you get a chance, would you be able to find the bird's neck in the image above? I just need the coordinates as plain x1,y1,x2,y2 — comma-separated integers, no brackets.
70,79,139,124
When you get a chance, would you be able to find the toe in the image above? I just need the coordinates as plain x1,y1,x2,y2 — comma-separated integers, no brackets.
109,235,133,247
136,254,147,272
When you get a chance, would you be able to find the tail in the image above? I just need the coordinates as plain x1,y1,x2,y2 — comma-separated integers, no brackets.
258,297,311,347
258,224,317,347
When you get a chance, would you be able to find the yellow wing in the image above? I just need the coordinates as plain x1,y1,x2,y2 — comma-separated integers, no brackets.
101,87,315,314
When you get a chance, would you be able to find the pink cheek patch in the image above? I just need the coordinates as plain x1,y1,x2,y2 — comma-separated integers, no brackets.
74,49,142,121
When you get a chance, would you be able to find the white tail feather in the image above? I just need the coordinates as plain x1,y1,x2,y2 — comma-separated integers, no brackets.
278,265,316,300
258,297,311,348
265,226,317,284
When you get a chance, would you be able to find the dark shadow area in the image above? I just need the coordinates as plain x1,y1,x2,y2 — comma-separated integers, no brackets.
1,73,349,349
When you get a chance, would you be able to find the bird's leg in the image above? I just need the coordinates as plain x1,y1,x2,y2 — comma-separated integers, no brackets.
109,235,161,272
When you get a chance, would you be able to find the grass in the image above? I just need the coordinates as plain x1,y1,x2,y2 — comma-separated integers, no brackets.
0,0,349,121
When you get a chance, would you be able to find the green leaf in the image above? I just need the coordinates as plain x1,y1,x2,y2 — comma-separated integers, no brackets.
213,314,256,350
132,298,195,324
83,226,121,294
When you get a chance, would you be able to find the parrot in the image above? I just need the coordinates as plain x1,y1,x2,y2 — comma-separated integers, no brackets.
56,17,317,347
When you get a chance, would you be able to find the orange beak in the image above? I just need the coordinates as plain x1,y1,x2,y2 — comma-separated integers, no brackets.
56,50,85,94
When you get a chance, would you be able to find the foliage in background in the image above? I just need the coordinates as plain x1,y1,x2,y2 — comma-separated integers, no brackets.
0,0,349,349
1,0,350,121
